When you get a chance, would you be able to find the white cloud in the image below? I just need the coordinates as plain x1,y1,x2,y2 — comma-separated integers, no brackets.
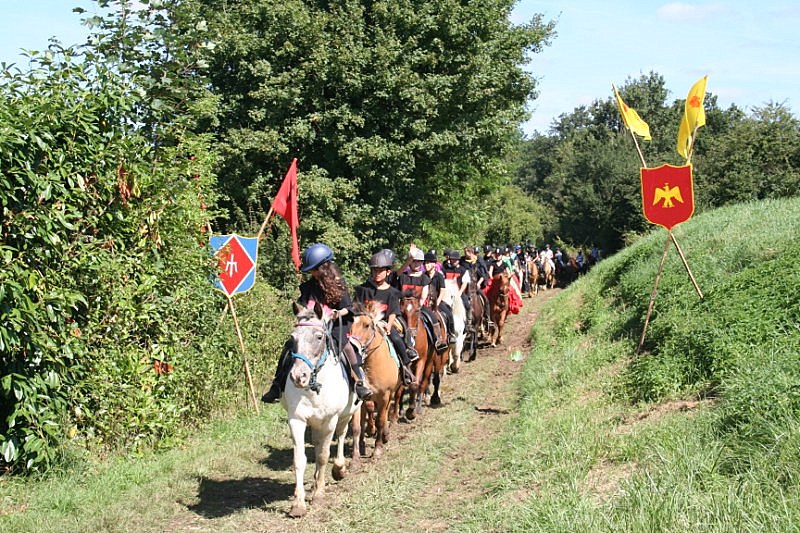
656,3,729,21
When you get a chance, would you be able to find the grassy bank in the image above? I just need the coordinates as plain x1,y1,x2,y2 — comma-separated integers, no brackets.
462,197,800,530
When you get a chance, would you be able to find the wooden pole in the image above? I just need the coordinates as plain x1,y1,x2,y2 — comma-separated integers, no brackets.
637,232,671,354
227,295,260,414
669,231,703,299
256,207,274,241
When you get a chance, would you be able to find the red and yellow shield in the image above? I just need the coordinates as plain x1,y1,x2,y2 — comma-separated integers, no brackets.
640,164,694,230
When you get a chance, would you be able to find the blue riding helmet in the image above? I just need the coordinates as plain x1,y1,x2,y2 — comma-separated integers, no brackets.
300,243,334,272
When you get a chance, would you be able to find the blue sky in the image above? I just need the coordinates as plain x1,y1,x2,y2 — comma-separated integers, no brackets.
2,1,798,136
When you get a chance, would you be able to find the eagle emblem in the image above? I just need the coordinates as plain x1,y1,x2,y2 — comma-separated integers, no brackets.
652,183,684,208
640,164,694,230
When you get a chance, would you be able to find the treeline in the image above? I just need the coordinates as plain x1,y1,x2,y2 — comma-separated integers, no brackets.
1,0,553,472
514,72,800,253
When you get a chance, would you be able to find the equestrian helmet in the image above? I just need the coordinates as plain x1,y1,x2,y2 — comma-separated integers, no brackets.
300,243,334,272
424,251,437,262
409,248,424,261
369,249,394,269
445,248,460,260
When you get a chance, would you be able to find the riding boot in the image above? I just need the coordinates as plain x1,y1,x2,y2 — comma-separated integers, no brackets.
261,343,292,403
353,364,373,400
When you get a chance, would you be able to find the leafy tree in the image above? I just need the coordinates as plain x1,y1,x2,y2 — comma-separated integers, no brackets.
194,0,554,273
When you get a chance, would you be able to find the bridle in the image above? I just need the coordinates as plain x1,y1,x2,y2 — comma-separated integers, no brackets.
348,315,380,358
291,319,335,394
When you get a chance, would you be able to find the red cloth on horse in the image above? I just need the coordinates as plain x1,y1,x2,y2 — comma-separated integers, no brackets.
483,274,523,315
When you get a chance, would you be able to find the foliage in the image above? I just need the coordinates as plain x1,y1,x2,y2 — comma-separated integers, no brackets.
0,46,227,471
193,0,555,278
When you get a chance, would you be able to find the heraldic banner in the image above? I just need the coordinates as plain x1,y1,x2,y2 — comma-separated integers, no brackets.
210,234,259,297
640,164,695,230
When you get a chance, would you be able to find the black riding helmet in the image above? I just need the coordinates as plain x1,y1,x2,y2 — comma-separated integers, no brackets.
300,243,334,272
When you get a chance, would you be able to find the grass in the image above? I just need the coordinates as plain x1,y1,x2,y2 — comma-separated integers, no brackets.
455,196,800,531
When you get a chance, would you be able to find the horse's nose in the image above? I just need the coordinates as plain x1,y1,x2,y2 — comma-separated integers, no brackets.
290,368,310,388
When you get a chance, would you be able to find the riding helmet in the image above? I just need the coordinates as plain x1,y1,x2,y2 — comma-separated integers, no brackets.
369,249,395,269
300,243,334,272
409,248,424,261
424,251,437,262
445,248,460,260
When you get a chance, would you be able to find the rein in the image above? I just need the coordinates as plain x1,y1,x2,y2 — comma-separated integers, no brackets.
291,319,336,394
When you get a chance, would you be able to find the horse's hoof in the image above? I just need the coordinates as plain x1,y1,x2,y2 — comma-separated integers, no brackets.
311,492,326,507
430,395,441,407
332,463,346,481
289,503,307,518
405,408,416,421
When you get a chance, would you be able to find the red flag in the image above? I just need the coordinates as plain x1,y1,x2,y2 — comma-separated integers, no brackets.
271,158,301,269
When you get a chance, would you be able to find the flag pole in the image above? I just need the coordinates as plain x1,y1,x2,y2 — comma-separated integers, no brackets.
227,295,260,414
637,233,671,354
669,231,703,299
256,207,275,241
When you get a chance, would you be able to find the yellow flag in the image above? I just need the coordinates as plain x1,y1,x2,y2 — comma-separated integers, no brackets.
613,84,652,141
677,75,708,159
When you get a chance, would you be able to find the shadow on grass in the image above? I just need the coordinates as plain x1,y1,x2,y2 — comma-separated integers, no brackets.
187,475,294,518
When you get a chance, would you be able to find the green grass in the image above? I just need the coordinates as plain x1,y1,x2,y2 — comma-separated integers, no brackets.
458,196,800,530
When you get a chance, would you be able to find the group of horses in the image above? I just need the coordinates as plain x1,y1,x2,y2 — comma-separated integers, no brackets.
275,274,512,517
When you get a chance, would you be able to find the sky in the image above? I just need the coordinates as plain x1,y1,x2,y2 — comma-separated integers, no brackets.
2,1,798,136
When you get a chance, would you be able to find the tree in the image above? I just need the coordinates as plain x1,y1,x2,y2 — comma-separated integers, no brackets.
194,0,555,274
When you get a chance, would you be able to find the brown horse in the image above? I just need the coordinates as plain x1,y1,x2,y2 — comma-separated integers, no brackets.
464,283,489,362
529,261,541,295
395,292,445,420
348,304,401,463
487,271,510,346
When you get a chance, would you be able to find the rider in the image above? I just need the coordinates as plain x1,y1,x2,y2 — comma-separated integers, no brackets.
462,245,493,330
262,243,372,403
354,249,417,385
398,247,448,352
441,248,472,329
423,249,455,347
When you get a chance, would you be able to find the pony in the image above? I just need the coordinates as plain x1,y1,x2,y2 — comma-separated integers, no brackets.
281,302,359,518
441,279,467,374
543,258,557,290
529,260,541,295
464,281,491,362
396,291,443,420
487,271,510,346
348,303,402,462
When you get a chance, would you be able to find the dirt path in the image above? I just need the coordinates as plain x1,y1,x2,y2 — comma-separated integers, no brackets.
169,288,561,532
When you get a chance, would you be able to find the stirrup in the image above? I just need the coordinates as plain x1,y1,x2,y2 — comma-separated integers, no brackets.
434,340,448,352
402,365,416,386
406,348,419,362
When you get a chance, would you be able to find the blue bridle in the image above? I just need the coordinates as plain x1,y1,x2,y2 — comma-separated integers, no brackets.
291,320,335,394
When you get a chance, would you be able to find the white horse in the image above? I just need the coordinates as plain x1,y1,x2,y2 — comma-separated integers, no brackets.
281,302,359,518
442,280,467,373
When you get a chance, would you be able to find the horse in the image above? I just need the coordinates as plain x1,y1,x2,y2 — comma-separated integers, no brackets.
348,303,402,462
487,271,510,346
441,279,467,374
281,302,359,518
529,260,541,295
396,291,443,420
463,281,490,362
543,258,557,290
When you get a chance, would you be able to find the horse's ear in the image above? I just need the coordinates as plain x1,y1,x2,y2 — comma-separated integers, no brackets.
292,301,303,316
313,300,324,319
